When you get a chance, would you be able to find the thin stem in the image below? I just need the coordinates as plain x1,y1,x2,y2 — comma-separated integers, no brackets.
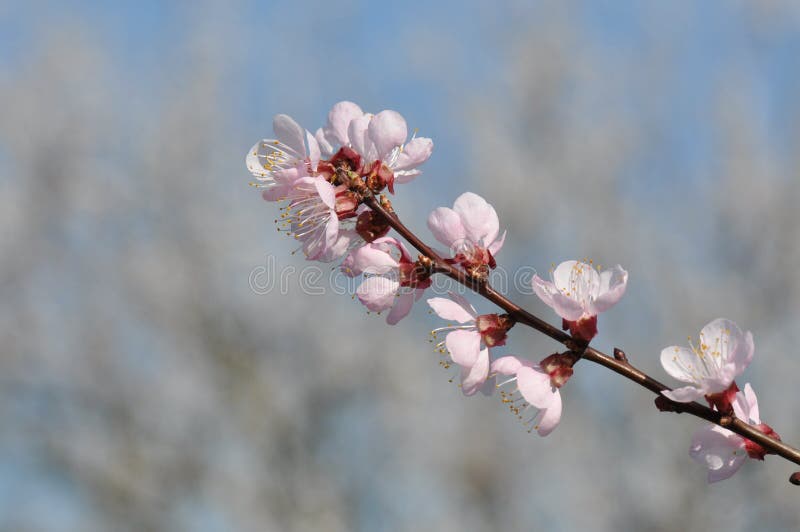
363,195,800,478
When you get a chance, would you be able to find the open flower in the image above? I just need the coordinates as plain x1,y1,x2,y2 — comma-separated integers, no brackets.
427,292,513,396
427,192,506,279
274,176,363,262
246,114,321,201
315,101,433,193
491,355,568,436
532,260,628,341
343,237,431,325
690,383,780,483
660,318,754,410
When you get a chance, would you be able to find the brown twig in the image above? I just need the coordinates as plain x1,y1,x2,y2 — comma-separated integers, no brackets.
363,195,800,482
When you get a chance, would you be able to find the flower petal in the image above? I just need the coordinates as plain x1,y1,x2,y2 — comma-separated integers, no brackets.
590,265,628,314
312,178,336,209
661,385,705,403
386,291,415,325
325,101,363,147
306,130,320,171
346,243,399,276
516,366,555,409
427,207,466,248
452,192,499,246
427,297,476,324
460,348,490,396
660,346,699,383
487,230,506,256
535,390,562,436
732,382,760,424
356,276,399,312
445,329,481,368
532,275,585,321
348,114,372,158
315,127,334,157
393,137,433,171
273,114,306,157
368,110,408,161
689,424,746,483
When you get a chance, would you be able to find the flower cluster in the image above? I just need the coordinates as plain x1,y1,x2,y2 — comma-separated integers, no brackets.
659,319,779,482
246,102,433,262
246,101,787,486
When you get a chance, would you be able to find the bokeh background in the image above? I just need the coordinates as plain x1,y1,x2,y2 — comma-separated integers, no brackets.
2,1,800,530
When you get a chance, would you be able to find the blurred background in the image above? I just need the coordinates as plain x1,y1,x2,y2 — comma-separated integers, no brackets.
2,0,800,530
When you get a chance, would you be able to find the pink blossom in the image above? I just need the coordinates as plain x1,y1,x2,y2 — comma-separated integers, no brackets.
427,192,506,278
427,293,512,396
532,260,628,341
343,237,431,325
660,319,754,410
690,383,780,483
246,114,321,201
315,101,433,193
491,355,564,436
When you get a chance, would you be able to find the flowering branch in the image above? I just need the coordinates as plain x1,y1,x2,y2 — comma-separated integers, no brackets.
362,194,800,483
247,101,800,486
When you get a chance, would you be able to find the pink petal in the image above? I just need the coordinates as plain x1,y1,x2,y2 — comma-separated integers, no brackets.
661,385,705,403
516,366,555,409
273,114,306,157
427,207,466,248
393,137,433,171
490,355,530,376
445,329,481,368
347,243,399,276
427,297,476,324
356,276,399,312
314,227,353,263
386,291,415,325
534,391,562,436
460,348,490,396
590,265,628,314
325,101,364,147
368,110,408,161
452,192,499,246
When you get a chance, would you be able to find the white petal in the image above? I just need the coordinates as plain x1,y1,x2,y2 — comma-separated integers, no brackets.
393,137,432,171
446,329,482,368
306,130,320,170
535,391,562,436
590,265,628,314
427,297,475,323
516,366,555,409
273,114,306,157
460,348,490,396
660,346,699,383
661,385,705,403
